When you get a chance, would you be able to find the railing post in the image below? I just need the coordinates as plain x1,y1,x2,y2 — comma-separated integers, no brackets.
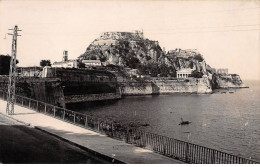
28,99,31,108
36,101,39,111
97,120,100,131
185,143,189,163
163,137,166,155
63,109,65,120
111,123,113,137
85,115,88,127
211,150,216,164
53,106,56,117
73,112,76,124
44,104,47,113
126,126,129,143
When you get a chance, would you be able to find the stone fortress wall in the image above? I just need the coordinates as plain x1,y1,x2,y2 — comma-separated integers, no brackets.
120,77,212,95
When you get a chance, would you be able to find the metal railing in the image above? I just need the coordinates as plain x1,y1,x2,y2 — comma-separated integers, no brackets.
0,90,258,164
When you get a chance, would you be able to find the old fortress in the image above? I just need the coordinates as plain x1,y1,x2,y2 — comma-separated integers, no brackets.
91,30,144,47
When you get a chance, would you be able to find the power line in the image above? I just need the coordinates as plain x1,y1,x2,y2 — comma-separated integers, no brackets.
156,7,260,30
160,14,260,31
148,23,260,31
183,28,260,33
146,28,260,35
21,25,260,36
195,6,260,13
173,6,260,17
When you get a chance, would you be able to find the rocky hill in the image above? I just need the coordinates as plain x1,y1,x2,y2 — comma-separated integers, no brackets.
79,31,162,68
78,31,246,89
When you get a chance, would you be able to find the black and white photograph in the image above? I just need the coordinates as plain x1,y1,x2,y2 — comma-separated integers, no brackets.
0,0,259,165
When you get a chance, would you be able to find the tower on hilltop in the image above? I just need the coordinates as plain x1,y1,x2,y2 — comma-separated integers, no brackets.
63,50,68,62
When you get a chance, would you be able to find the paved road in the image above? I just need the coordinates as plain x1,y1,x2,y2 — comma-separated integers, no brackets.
0,114,112,164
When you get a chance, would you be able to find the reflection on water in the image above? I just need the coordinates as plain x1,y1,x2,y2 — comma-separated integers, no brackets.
69,80,260,161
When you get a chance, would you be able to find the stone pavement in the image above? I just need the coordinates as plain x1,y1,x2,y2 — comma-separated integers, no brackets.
0,99,183,164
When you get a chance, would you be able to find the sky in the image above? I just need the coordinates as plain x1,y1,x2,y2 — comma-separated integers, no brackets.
0,0,259,80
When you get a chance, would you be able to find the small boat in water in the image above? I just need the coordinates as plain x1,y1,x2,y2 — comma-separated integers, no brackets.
179,118,191,125
141,123,150,127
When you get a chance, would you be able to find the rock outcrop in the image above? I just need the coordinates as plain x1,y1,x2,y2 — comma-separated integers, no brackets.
212,74,247,89
79,31,246,90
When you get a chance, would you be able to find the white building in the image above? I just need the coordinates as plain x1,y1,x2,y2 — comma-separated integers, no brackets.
52,50,78,68
82,60,102,67
52,60,78,68
176,68,193,78
216,68,228,75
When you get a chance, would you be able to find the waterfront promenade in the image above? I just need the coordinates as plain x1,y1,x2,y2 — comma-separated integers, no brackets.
0,113,110,163
0,99,182,164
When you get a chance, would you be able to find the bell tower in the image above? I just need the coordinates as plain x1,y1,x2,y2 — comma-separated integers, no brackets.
63,50,68,62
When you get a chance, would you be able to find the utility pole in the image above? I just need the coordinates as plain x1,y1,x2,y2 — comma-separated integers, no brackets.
6,25,22,115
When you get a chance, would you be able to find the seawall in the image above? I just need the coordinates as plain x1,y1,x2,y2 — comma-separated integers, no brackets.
153,77,212,94
120,82,153,95
65,92,121,103
120,77,212,95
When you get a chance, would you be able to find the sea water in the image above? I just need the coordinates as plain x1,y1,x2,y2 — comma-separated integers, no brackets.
71,80,260,161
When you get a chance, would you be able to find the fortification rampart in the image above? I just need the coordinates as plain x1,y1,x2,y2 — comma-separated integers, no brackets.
120,82,153,95
120,77,212,95
153,77,212,94
0,68,122,107
0,76,65,107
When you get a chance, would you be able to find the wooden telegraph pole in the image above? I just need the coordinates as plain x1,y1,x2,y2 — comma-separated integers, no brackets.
6,25,22,115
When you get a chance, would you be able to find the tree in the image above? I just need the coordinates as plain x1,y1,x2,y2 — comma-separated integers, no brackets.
169,68,177,77
137,64,149,75
99,55,107,62
0,55,19,75
78,61,85,68
194,54,204,62
146,63,159,77
125,55,140,69
191,70,203,78
159,63,170,77
89,55,97,60
40,60,51,67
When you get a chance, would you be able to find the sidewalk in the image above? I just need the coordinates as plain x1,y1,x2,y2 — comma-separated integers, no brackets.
0,99,183,164
0,114,111,163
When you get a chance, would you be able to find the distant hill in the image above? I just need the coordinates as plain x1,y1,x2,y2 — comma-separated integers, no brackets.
79,31,214,77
